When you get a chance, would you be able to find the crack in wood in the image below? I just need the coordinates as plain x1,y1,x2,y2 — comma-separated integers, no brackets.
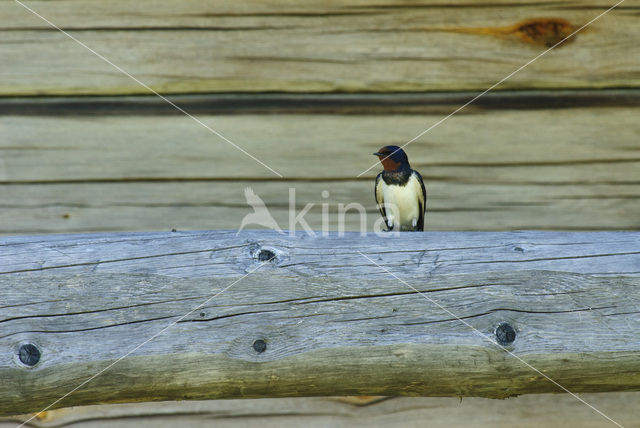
452,251,640,266
0,245,249,275
401,305,618,326
0,315,178,340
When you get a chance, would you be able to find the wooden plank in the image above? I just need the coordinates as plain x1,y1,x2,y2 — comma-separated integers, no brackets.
1,0,639,95
1,180,640,234
3,393,640,428
1,107,638,233
3,109,638,181
1,231,639,415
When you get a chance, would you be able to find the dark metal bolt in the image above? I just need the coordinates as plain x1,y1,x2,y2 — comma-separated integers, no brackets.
18,343,41,366
495,323,517,345
257,249,276,262
253,339,267,353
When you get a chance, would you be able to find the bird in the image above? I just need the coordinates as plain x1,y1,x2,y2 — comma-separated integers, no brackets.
373,146,427,231
236,187,283,235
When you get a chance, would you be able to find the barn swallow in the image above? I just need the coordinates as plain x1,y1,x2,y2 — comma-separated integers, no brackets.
374,146,427,231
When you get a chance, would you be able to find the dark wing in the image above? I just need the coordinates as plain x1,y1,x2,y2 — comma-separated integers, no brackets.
374,172,390,230
414,170,427,231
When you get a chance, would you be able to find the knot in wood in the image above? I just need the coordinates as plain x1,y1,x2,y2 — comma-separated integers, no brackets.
495,323,516,346
252,339,267,353
257,248,277,262
512,18,575,47
18,343,41,367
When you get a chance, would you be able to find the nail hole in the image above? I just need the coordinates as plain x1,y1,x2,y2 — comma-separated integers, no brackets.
514,246,524,253
257,249,277,262
495,323,516,346
253,339,267,353
18,343,41,367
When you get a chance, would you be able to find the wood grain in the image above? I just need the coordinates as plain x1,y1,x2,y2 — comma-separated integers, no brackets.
2,0,639,423
4,230,639,277
2,393,640,428
3,109,637,181
2,180,640,234
1,108,638,233
1,231,639,415
1,0,639,95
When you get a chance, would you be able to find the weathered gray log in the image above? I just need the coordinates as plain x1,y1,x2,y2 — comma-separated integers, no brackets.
1,230,640,416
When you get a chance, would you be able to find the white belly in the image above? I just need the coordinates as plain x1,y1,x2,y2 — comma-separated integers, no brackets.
381,177,421,230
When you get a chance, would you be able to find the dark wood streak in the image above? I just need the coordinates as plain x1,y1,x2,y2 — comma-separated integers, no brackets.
181,11,385,17
2,90,640,116
348,2,563,10
0,315,179,340
0,26,299,32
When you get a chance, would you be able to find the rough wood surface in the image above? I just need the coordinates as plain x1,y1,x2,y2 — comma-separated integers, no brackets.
3,393,640,428
1,0,639,95
5,108,639,181
3,230,640,277
2,107,639,233
1,231,639,416
2,0,639,423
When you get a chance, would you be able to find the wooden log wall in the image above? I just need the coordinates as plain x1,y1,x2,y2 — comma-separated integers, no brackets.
1,0,639,426
1,0,639,234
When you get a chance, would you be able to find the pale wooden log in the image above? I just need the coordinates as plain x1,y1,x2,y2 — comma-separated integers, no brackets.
1,231,639,416
1,107,638,233
3,393,640,428
1,180,640,234
2,108,638,181
0,0,639,95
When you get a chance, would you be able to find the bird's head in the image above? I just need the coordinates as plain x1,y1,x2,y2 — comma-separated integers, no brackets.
373,145,411,171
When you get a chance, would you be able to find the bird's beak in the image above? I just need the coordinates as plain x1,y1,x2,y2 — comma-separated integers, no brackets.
373,152,382,156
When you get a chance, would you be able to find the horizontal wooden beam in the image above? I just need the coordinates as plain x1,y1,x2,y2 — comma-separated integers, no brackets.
2,181,640,235
1,0,639,95
1,231,639,416
4,107,637,182
1,107,638,233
